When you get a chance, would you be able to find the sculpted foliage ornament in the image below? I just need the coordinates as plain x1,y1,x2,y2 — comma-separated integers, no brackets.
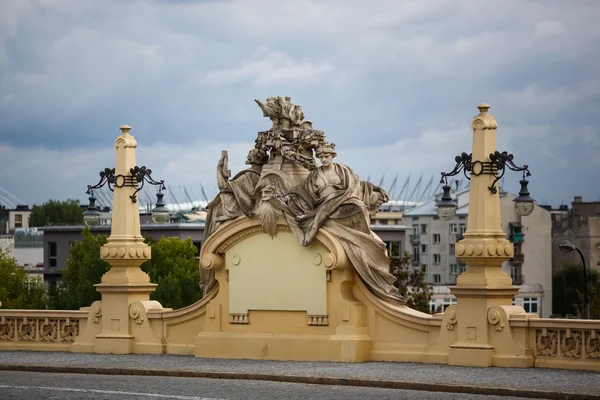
0,316,80,343
201,97,402,305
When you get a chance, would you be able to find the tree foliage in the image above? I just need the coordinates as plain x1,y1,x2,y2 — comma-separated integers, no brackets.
391,251,433,313
553,263,600,319
49,228,110,309
141,237,202,309
29,199,83,227
0,249,47,309
48,231,202,310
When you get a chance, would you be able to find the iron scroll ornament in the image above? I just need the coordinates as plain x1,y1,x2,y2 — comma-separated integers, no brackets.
439,151,531,194
86,165,166,203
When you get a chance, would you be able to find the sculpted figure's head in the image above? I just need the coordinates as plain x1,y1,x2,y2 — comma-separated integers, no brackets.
253,176,285,238
246,148,269,166
316,143,337,167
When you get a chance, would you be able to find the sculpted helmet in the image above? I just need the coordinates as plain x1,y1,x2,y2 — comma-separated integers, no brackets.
315,143,337,159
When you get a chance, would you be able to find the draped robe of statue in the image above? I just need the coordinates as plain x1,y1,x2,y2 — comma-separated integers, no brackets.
201,167,262,295
280,163,404,305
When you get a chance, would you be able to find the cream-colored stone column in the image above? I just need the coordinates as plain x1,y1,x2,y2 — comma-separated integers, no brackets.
93,125,158,354
448,105,519,367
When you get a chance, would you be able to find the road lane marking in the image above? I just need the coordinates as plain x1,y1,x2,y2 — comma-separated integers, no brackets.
0,384,228,399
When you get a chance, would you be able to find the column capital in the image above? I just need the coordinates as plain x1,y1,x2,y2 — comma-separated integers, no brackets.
471,103,498,130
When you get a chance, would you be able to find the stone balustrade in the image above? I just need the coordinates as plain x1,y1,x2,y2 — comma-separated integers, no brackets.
0,310,87,351
511,316,600,370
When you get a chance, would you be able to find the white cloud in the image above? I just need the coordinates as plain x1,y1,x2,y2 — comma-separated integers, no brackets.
0,0,599,207
202,50,333,87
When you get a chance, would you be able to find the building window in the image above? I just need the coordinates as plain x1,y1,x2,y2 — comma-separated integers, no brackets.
386,241,400,258
433,216,440,220
449,224,458,234
433,274,441,284
523,297,539,314
443,297,457,311
421,264,427,274
48,242,57,268
449,243,455,255
450,264,459,275
459,263,467,273
412,224,419,236
429,300,437,314
433,254,441,264
379,219,388,225
433,233,441,244
459,224,466,234
420,224,427,234
14,214,23,228
421,244,428,254
412,246,420,261
412,217,419,221
459,216,466,220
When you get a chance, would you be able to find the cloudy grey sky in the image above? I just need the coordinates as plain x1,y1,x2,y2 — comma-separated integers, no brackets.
0,0,599,208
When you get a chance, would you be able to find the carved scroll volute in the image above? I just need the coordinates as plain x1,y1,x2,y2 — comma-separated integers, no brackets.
200,253,225,270
487,306,506,332
90,301,102,324
129,301,146,325
444,305,458,331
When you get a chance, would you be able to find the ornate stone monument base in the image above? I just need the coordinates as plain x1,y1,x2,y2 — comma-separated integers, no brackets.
195,217,373,362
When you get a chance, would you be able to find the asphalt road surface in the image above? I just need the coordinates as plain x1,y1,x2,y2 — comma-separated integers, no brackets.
0,371,552,400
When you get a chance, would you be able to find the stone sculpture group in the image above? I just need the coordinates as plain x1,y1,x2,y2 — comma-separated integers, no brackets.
201,97,403,305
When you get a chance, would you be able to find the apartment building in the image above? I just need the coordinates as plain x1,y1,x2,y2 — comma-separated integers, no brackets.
7,205,31,234
41,221,407,286
404,189,553,317
552,196,600,274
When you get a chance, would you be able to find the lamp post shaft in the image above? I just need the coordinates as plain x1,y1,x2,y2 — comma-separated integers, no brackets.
89,125,162,355
98,125,152,278
575,247,590,319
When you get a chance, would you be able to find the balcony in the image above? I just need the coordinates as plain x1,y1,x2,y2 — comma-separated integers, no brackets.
511,271,524,285
512,232,524,243
43,267,63,276
409,234,420,244
411,259,420,267
511,253,524,263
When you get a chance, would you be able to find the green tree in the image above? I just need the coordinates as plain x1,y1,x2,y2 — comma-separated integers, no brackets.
49,228,110,309
391,251,433,313
49,231,201,310
0,249,47,309
141,237,202,309
29,199,84,227
553,263,600,319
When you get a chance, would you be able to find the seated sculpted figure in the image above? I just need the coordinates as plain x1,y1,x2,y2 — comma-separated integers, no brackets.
274,143,404,305
201,148,268,295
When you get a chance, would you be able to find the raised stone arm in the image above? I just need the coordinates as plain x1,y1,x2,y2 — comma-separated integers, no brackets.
216,151,232,192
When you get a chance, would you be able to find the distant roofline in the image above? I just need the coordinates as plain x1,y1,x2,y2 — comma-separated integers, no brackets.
40,222,406,232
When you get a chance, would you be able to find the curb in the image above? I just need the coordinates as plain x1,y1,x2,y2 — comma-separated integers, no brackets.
0,363,597,400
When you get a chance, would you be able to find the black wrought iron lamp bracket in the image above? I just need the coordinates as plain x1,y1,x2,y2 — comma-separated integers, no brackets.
440,151,531,194
86,166,166,203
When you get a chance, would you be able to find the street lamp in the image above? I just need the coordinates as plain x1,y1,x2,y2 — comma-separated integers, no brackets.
437,184,457,221
437,150,534,219
84,165,168,226
82,191,102,227
151,190,169,224
558,240,590,319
